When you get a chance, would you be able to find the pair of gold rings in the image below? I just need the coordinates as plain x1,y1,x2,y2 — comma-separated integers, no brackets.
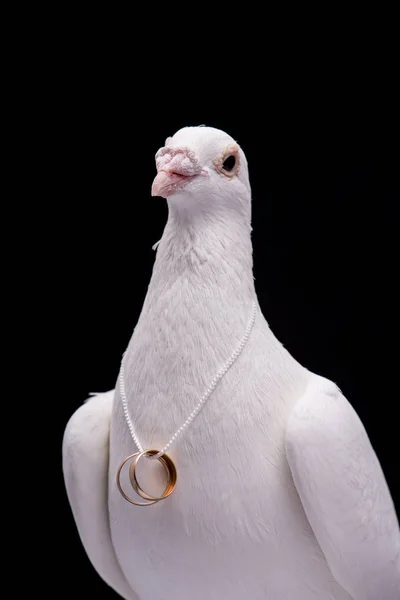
116,449,177,506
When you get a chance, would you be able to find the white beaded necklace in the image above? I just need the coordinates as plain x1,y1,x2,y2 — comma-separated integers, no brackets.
116,300,257,506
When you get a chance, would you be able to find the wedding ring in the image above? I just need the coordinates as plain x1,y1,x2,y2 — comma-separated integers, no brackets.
129,450,177,501
116,453,159,506
116,450,177,506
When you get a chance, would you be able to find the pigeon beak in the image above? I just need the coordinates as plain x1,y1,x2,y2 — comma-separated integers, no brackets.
151,146,203,198
151,170,194,198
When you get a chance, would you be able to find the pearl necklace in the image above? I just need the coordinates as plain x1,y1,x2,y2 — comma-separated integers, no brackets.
116,300,257,506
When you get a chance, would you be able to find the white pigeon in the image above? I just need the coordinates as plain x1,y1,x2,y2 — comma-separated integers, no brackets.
63,126,400,600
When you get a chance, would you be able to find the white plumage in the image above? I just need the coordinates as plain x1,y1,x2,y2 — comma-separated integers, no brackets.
63,126,400,599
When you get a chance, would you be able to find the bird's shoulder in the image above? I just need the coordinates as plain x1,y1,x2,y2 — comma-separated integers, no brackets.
285,375,359,449
63,390,115,466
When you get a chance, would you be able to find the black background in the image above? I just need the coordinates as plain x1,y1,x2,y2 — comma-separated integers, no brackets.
44,54,398,598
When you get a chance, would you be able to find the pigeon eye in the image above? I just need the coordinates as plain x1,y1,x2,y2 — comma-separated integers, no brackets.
213,145,240,178
222,155,236,172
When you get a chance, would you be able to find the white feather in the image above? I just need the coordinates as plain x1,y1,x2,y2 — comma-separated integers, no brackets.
63,391,139,600
286,376,400,600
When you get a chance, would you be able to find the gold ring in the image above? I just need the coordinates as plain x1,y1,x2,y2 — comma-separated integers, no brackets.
116,450,177,506
129,450,177,501
116,453,159,506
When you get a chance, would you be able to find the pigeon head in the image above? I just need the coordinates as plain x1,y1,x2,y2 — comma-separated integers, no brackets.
151,126,251,215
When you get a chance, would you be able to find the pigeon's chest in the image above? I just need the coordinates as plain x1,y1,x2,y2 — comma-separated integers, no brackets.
109,314,315,574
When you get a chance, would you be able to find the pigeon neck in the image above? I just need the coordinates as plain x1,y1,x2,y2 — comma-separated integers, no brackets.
152,203,256,304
